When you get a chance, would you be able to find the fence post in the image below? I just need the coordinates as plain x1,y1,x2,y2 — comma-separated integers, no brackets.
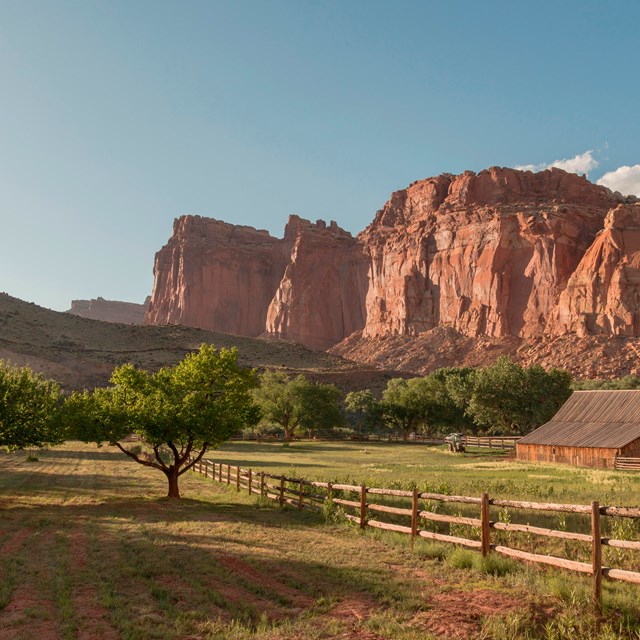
411,487,419,548
592,501,602,607
226,464,231,485
260,472,265,496
204,461,209,478
236,467,240,492
298,480,304,511
360,484,367,529
248,469,252,495
481,493,491,556
279,476,285,508
219,463,223,483
327,482,333,512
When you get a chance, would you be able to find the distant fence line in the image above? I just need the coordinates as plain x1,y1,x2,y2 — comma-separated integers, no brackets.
189,458,640,606
232,434,521,450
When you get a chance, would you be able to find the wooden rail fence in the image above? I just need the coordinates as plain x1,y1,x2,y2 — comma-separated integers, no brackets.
189,458,640,605
615,456,640,471
234,434,520,450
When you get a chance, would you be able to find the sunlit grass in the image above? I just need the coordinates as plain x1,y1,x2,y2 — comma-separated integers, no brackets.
0,442,638,639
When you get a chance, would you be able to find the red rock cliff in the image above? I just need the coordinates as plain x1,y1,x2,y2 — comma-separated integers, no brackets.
551,203,640,337
360,167,624,340
265,216,369,349
146,216,291,336
146,167,639,354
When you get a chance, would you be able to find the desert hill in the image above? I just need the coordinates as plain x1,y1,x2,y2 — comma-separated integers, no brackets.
0,293,401,392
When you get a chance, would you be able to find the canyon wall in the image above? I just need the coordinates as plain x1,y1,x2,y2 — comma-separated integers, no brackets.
145,167,640,354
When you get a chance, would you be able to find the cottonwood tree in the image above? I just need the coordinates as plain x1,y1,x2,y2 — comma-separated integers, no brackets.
465,356,572,435
0,362,63,451
344,389,381,436
67,345,259,498
253,371,343,439
379,377,438,439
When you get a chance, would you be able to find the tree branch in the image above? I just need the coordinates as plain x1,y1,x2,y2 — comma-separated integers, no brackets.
166,440,181,466
114,442,164,471
152,444,169,470
178,440,194,466
179,443,207,475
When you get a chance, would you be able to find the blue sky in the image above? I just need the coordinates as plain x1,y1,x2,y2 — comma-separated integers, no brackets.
1,1,638,311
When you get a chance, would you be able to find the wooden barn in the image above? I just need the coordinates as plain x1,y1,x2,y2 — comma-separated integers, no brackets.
516,390,640,469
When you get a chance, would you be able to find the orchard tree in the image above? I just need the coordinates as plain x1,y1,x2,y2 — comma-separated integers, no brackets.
67,345,259,498
0,362,63,452
253,371,343,439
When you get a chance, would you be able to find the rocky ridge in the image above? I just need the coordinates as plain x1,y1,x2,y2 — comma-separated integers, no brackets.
145,167,640,378
68,296,150,324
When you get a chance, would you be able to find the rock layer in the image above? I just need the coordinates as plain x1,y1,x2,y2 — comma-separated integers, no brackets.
145,167,640,359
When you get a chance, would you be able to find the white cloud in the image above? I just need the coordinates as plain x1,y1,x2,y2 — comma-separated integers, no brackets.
596,165,640,197
515,150,599,176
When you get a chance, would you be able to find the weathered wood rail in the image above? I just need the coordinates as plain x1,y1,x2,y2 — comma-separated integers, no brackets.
463,436,520,450
615,456,640,471
189,458,640,605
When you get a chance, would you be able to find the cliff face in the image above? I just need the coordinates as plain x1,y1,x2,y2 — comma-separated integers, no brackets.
146,167,640,365
146,216,291,336
265,216,369,349
360,167,622,340
68,297,150,324
551,203,640,337
146,214,366,348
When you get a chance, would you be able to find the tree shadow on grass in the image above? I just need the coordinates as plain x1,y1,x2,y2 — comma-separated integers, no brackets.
37,448,128,461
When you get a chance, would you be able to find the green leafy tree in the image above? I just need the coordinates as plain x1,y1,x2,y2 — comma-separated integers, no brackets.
379,377,438,439
67,345,259,498
253,371,343,439
432,367,478,434
344,389,381,436
465,356,572,435
0,362,63,451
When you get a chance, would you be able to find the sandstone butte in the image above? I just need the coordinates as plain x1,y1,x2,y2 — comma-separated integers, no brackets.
145,166,640,378
68,296,150,324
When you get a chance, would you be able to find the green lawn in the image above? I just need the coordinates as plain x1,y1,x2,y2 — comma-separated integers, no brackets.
0,442,639,640
212,440,640,506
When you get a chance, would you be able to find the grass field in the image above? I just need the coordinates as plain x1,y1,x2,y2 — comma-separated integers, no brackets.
212,440,640,505
1,442,639,639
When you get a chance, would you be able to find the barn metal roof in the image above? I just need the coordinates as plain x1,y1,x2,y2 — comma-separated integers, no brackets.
518,390,640,449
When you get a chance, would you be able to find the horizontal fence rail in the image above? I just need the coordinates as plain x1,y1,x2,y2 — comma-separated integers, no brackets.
189,458,640,605
615,456,640,471
231,434,520,449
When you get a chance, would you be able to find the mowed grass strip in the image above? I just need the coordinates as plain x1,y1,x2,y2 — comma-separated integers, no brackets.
0,442,638,640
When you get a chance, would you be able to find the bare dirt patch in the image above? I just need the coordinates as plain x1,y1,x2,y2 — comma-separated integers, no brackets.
0,577,58,640
414,588,524,639
68,528,120,640
0,528,31,555
330,593,379,621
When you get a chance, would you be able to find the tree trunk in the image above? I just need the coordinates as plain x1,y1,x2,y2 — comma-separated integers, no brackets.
166,468,181,498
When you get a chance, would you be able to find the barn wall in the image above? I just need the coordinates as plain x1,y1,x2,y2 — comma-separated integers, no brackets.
516,444,618,468
621,437,640,457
